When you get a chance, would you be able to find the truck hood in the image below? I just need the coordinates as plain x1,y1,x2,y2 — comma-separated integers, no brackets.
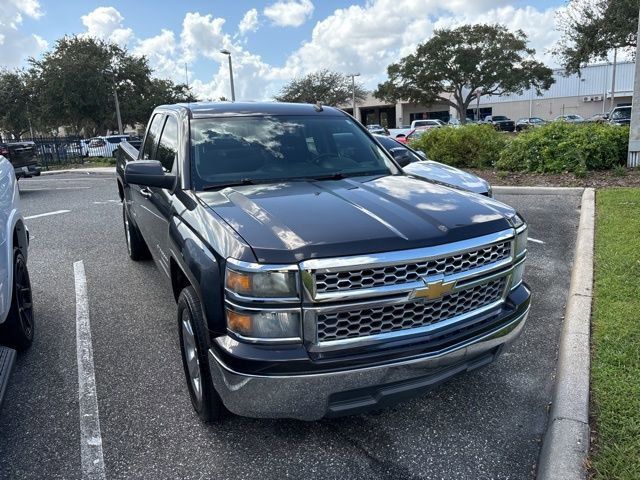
196,175,516,264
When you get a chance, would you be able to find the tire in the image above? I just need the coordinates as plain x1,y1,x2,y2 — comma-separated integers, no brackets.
0,249,35,350
177,286,223,422
122,203,150,261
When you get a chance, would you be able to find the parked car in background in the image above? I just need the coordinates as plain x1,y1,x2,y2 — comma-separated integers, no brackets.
374,134,492,196
396,127,431,144
554,114,584,123
87,135,131,157
116,102,530,422
448,118,476,127
0,141,41,179
586,113,609,123
388,127,412,139
608,106,631,126
484,115,515,132
0,156,34,352
410,119,446,130
366,124,383,131
515,117,546,131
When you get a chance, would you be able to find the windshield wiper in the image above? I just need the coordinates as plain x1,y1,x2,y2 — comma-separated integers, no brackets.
308,170,388,181
202,178,256,190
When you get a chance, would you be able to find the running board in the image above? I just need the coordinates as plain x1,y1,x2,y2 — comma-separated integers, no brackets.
0,346,16,408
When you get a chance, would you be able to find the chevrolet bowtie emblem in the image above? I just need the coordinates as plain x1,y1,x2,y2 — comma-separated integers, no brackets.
413,278,456,300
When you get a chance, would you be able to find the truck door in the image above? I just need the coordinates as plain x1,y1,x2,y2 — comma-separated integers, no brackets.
139,114,179,277
129,113,164,246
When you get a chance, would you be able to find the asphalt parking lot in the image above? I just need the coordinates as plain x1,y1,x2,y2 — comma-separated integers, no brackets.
0,172,581,480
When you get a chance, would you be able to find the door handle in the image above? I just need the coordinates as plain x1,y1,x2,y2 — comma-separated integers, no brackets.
140,187,153,198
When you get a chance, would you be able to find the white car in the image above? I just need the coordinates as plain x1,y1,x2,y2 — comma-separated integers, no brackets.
0,157,34,352
87,135,130,157
410,119,446,129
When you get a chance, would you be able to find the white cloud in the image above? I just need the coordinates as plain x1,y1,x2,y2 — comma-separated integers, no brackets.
81,6,133,46
179,12,229,63
264,0,314,27
238,8,259,35
0,0,47,68
278,0,563,89
133,29,180,80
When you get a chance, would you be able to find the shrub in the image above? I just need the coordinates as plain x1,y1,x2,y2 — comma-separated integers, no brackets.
409,124,508,169
496,122,629,173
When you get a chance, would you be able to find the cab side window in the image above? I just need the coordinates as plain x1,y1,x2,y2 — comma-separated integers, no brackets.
142,114,164,160
156,116,179,172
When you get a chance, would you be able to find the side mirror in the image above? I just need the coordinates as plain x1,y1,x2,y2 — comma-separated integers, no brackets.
416,150,427,160
124,160,176,190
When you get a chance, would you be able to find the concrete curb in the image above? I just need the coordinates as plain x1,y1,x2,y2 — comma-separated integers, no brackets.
41,167,115,176
537,188,595,480
493,186,585,196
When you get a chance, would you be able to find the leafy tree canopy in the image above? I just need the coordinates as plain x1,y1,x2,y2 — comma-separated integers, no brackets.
27,36,197,136
555,0,639,73
275,69,367,107
374,24,555,123
0,70,34,139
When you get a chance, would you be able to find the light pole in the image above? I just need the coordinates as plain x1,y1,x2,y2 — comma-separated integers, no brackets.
220,49,235,102
348,73,360,121
475,88,483,121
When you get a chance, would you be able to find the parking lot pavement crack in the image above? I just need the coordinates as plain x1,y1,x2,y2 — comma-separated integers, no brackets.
325,423,423,480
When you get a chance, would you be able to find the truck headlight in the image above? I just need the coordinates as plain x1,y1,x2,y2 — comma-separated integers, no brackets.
225,261,298,299
226,307,301,340
510,214,527,289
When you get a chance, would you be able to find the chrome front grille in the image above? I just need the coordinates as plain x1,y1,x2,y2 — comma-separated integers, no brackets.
316,278,507,343
315,241,511,294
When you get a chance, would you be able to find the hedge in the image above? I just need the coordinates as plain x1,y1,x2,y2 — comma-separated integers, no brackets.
408,124,507,169
496,122,629,174
408,122,629,174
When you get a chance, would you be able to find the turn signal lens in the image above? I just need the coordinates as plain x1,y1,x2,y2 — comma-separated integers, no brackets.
226,309,253,336
226,270,252,294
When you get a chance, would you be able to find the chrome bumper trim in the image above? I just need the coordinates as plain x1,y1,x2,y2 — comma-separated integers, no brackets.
208,306,529,420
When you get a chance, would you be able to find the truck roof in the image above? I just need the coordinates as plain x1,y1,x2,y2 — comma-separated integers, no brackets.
160,101,346,118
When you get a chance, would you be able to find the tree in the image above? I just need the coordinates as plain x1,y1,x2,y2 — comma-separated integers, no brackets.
0,70,35,139
275,69,367,106
29,36,154,135
555,0,640,73
375,24,555,123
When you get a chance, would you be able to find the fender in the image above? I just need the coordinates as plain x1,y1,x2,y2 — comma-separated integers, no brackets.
168,216,226,339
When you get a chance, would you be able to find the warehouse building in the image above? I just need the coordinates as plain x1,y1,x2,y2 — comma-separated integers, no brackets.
344,61,635,128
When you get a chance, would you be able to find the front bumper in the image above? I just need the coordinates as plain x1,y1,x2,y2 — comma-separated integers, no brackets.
208,300,530,420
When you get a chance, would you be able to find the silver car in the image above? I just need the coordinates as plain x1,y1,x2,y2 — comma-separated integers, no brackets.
374,134,492,196
0,156,34,353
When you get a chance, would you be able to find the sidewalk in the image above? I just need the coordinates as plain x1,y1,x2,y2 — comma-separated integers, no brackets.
41,167,116,176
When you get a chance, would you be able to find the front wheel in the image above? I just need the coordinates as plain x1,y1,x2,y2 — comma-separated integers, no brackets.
0,249,34,350
177,286,223,423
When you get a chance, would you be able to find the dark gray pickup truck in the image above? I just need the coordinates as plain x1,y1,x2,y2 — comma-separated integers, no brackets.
116,102,530,422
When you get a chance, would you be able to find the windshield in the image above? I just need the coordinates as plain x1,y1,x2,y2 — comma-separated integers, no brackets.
492,116,508,121
190,115,394,190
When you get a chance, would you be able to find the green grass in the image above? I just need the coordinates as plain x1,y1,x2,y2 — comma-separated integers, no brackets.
591,189,640,479
44,157,116,170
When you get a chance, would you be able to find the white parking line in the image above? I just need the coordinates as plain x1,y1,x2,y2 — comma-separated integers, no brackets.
74,261,106,480
20,187,92,191
529,237,545,245
24,210,71,220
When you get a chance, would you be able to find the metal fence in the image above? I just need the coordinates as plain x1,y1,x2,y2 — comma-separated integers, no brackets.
20,135,134,169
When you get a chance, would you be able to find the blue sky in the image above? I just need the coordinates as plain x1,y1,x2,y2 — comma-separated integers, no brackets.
2,0,566,100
